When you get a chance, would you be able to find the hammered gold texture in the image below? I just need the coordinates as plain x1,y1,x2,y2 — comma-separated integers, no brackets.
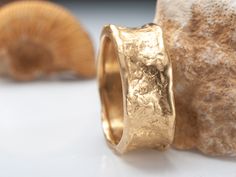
97,24,175,154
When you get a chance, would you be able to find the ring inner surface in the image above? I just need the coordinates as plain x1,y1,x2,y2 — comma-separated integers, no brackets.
101,36,124,145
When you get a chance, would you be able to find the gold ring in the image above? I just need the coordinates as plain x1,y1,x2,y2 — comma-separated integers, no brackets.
97,23,175,154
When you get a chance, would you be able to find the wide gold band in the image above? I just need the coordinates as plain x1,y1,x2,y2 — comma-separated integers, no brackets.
97,23,175,154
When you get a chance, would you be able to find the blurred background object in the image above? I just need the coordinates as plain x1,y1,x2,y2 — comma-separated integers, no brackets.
0,1,95,81
0,0,156,81
0,0,48,6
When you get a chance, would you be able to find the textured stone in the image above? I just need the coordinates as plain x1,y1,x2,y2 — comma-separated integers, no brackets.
155,0,236,156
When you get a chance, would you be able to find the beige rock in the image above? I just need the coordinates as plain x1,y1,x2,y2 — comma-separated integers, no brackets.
155,0,236,156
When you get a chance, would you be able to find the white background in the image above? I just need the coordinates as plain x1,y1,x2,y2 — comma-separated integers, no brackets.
0,1,235,177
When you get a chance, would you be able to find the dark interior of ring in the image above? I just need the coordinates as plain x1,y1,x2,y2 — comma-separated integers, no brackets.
101,36,124,145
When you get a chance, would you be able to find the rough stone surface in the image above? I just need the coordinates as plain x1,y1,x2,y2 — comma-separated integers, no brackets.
155,0,236,156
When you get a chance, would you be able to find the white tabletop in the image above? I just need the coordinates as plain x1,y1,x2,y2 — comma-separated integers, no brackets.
0,1,235,177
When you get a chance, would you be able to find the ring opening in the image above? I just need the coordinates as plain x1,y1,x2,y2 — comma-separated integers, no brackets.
100,36,124,146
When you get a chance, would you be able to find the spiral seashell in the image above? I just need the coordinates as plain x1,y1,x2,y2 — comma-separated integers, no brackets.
0,1,95,80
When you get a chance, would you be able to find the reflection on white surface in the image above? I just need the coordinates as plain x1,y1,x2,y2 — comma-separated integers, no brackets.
0,80,235,177
0,1,235,177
